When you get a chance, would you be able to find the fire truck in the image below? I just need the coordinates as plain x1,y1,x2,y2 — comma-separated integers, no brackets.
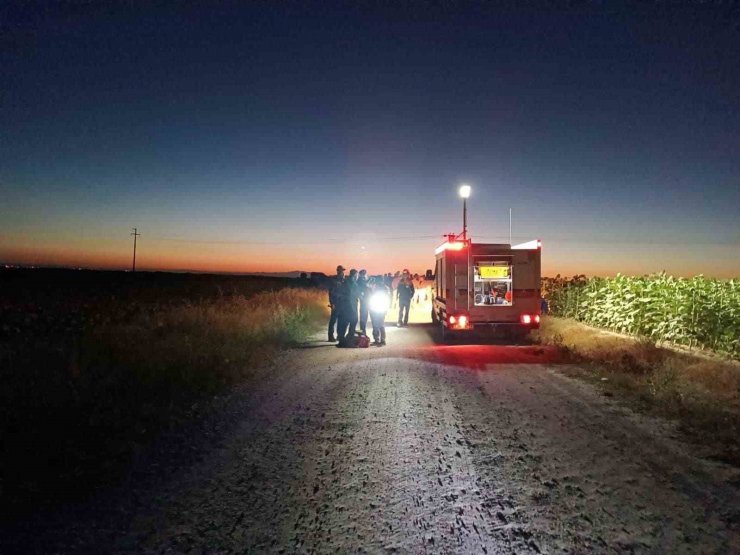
431,235,542,340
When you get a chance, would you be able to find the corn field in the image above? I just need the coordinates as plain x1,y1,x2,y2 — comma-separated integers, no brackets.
543,274,740,359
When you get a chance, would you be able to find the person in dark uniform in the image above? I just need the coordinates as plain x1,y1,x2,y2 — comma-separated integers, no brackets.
384,273,393,297
346,268,359,336
368,276,390,345
357,269,369,334
327,265,345,342
386,272,397,309
396,274,415,327
337,268,359,346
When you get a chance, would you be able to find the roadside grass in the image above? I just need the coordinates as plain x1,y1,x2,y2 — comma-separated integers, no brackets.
533,316,740,465
0,288,328,513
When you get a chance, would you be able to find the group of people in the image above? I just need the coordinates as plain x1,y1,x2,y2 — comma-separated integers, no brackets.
328,265,416,347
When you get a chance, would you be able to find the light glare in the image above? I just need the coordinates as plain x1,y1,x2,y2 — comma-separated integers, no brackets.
459,184,471,198
368,292,390,313
435,241,466,254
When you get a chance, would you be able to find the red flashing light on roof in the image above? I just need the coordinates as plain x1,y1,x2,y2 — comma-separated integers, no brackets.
537,239,542,249
434,241,466,255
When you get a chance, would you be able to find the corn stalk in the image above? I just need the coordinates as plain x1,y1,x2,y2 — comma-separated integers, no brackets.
543,273,740,359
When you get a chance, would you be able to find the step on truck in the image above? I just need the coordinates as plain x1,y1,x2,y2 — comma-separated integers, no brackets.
431,236,542,341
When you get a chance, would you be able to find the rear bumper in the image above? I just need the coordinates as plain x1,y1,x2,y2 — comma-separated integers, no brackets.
445,322,539,331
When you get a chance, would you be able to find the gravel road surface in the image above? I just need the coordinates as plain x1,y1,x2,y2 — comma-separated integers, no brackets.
3,324,739,553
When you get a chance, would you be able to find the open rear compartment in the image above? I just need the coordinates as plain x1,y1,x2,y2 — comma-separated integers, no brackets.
468,244,520,326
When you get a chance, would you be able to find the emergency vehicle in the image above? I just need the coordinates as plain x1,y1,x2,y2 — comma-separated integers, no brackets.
431,235,542,340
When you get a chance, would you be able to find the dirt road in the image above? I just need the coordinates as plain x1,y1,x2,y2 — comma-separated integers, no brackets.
4,324,739,553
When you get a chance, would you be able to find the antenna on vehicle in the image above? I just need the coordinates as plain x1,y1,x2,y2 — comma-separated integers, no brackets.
509,208,512,246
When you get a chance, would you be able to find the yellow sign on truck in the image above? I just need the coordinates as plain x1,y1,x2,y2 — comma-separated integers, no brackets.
479,266,509,279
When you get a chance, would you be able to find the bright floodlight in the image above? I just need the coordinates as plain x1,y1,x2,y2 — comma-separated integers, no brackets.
369,292,390,313
459,184,471,198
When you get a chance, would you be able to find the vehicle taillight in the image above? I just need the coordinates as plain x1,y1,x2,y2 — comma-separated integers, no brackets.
534,314,541,324
447,314,469,329
520,314,532,325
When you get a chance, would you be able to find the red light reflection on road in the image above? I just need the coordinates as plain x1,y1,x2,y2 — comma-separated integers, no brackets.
407,344,565,371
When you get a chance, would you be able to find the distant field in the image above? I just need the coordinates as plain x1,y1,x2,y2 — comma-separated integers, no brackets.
0,269,328,512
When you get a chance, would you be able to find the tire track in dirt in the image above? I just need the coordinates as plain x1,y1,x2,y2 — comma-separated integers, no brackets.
418,351,740,554
138,347,367,553
287,356,509,553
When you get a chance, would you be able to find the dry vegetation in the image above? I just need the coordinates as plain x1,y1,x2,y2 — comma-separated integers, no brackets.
85,289,329,395
0,270,328,512
533,316,740,464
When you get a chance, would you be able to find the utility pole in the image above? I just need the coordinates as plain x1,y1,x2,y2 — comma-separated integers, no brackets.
131,227,141,272
463,196,467,241
458,184,471,241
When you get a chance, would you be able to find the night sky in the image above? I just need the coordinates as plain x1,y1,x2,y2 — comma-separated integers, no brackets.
1,2,738,277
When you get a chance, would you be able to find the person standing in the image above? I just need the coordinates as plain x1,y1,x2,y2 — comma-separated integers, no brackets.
338,268,359,346
357,269,369,334
346,268,360,337
368,276,390,345
396,274,415,327
383,273,393,309
328,265,345,342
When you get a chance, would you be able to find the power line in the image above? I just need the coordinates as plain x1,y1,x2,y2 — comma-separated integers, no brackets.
147,234,443,246
472,235,739,246
139,233,738,247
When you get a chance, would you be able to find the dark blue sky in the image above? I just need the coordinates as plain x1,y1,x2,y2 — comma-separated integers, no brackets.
1,2,739,275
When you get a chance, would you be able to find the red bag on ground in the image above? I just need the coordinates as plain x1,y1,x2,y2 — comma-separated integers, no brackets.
356,334,370,348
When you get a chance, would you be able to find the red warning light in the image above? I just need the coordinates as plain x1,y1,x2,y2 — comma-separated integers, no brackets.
435,241,466,255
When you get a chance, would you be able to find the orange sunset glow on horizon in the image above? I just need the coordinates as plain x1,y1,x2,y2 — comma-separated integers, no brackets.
2,231,738,279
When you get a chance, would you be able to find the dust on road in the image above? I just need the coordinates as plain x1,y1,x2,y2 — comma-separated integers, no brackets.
4,324,739,553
